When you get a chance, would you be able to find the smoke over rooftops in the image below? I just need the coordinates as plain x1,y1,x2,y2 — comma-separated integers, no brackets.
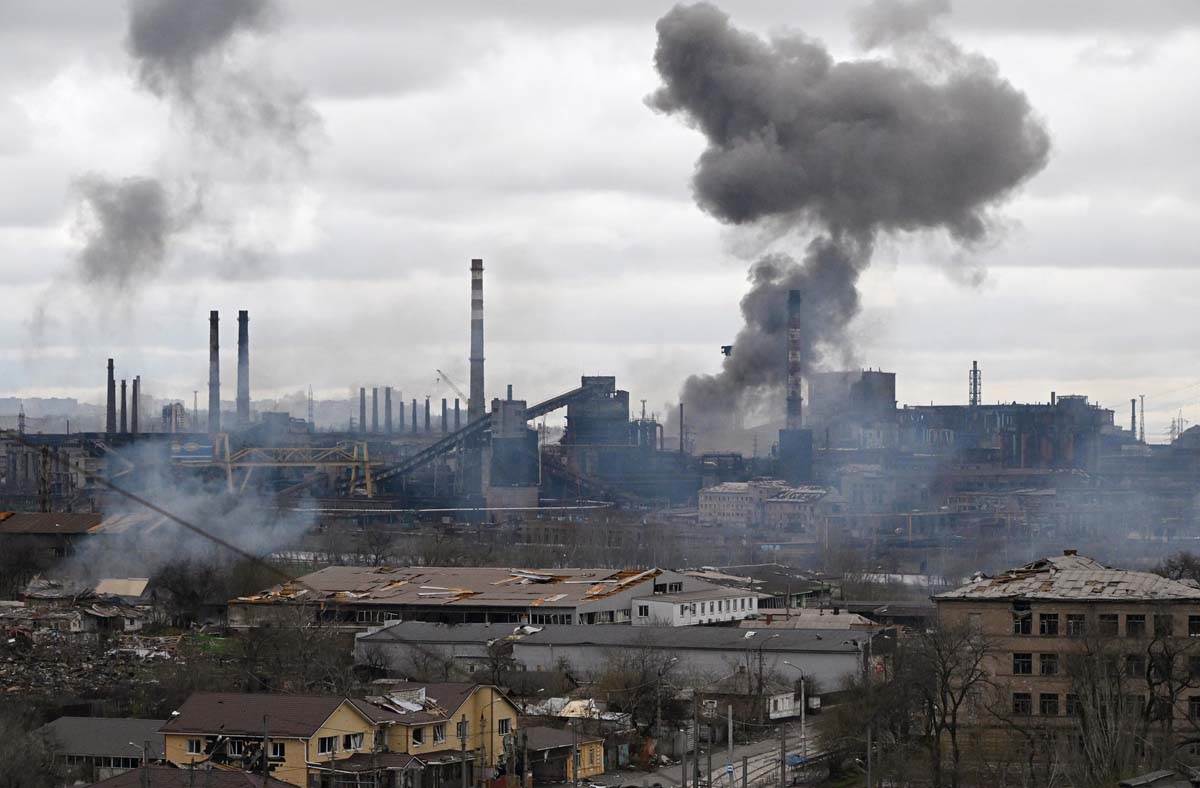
650,1,1049,447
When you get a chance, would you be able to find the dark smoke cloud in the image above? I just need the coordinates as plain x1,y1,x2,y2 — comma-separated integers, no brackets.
72,174,198,288
67,0,314,294
650,1,1049,447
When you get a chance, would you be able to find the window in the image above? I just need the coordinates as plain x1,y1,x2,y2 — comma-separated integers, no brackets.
1013,653,1033,675
1040,653,1059,676
1189,656,1200,678
589,747,598,766
456,719,469,741
1065,694,1079,716
317,736,336,755
1155,614,1174,636
434,724,446,744
668,582,683,593
498,718,511,735
967,613,982,631
1039,693,1060,716
228,740,245,756
1067,614,1086,638
187,739,202,755
1126,614,1146,638
1013,693,1032,715
1127,654,1147,677
1039,613,1059,636
1012,604,1032,635
1098,614,1119,636
343,733,364,750
637,605,649,618
411,728,424,746
1191,696,1200,721
270,742,285,759
1189,615,1200,637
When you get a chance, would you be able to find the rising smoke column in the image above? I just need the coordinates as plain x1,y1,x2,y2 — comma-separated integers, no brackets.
72,0,315,288
650,1,1050,444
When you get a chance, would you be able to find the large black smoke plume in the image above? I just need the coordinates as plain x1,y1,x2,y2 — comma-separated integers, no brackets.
71,0,315,289
650,1,1049,447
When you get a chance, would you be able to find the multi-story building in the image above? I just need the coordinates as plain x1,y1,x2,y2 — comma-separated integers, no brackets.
631,587,765,627
934,551,1200,761
699,480,828,529
161,684,520,788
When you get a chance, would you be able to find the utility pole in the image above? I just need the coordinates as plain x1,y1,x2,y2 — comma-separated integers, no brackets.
866,725,872,788
741,755,748,788
693,693,701,788
779,722,786,788
261,715,269,783
1139,394,1146,443
461,714,469,788
727,705,733,788
522,728,529,788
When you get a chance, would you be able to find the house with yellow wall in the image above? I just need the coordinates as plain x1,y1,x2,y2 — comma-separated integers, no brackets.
160,684,523,788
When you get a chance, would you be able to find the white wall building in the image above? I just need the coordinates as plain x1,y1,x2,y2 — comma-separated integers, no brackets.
632,588,764,627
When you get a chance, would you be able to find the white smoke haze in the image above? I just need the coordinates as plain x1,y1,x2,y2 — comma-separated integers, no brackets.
54,439,314,584
650,0,1050,449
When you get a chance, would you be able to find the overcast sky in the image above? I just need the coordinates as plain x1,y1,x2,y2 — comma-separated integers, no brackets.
2,1,1198,440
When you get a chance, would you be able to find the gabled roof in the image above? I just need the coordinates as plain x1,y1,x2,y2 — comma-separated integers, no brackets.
87,766,291,788
360,683,510,725
37,717,166,759
160,694,368,738
935,554,1200,602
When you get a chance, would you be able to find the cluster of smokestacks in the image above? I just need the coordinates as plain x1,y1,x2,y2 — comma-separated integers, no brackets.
354,386,461,435
205,309,251,434
104,359,142,437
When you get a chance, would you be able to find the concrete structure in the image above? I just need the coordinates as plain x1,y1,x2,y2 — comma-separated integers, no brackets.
631,587,764,627
934,551,1200,761
236,309,249,426
512,626,866,687
207,310,220,434
699,480,828,529
230,566,717,630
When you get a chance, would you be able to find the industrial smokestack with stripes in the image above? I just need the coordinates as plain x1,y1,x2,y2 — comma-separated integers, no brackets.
469,259,485,423
786,289,803,430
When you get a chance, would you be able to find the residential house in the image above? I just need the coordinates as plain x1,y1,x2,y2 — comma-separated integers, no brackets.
37,717,165,782
522,726,604,783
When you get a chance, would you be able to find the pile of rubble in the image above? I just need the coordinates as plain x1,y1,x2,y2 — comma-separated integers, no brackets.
0,632,183,698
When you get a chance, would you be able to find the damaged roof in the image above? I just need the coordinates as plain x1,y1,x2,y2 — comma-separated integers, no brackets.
935,553,1200,602
234,566,668,609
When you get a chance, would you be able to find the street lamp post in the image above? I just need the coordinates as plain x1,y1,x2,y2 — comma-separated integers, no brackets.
781,661,807,762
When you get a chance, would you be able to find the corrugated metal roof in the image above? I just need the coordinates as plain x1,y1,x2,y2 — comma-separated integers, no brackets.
0,512,102,534
935,555,1200,602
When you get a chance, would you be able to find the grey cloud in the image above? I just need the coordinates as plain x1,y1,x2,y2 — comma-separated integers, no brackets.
853,0,949,49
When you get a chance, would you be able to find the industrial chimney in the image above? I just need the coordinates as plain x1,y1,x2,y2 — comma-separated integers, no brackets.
236,310,250,426
105,358,116,434
119,379,128,434
131,376,140,436
469,259,485,422
785,289,803,430
208,311,220,433
359,388,367,434
1131,398,1138,439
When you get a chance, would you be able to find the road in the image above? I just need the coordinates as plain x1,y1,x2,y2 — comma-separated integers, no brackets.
601,721,821,788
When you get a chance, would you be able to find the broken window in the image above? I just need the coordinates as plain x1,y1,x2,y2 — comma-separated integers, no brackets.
1098,614,1119,636
434,724,447,744
343,733,364,750
1067,614,1086,637
1125,614,1146,638
1189,615,1200,637
1012,603,1032,635
412,728,424,746
1039,613,1059,636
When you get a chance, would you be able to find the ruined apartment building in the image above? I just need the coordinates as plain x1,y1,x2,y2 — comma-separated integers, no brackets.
934,551,1200,759
698,479,829,529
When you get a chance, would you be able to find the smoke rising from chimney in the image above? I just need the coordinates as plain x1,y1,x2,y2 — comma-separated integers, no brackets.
650,1,1049,444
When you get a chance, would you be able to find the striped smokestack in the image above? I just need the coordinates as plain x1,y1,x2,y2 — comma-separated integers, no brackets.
786,289,803,430
208,310,220,433
236,310,249,426
469,258,484,423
